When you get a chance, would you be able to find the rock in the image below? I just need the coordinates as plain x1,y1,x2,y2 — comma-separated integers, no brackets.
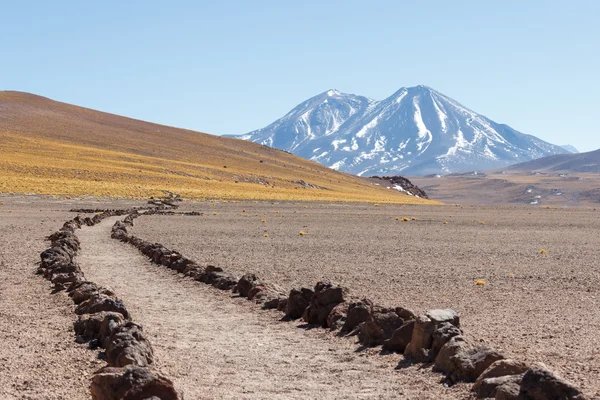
74,312,126,345
235,274,260,297
286,288,314,319
434,336,504,383
431,322,463,357
495,381,521,400
404,315,436,361
518,367,589,400
196,265,225,284
44,261,82,279
69,282,115,305
327,302,349,330
169,257,194,273
277,298,288,312
304,281,348,327
211,273,238,290
395,307,416,321
40,247,73,270
75,294,130,319
263,296,285,310
341,299,372,333
383,320,415,353
90,365,179,400
426,309,460,327
181,263,203,279
248,283,286,302
50,272,85,287
473,359,530,395
105,322,154,368
404,311,461,362
474,374,523,399
358,307,404,346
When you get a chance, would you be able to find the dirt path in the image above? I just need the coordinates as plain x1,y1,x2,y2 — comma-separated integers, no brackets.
77,217,469,399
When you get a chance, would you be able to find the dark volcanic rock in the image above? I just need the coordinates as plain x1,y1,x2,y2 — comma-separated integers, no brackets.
90,365,179,400
358,307,405,346
286,288,314,319
74,311,126,345
75,294,130,320
383,320,415,353
303,281,348,327
434,336,504,383
372,175,428,198
69,282,115,305
105,322,154,368
518,367,589,400
327,302,349,330
235,273,260,297
341,299,372,333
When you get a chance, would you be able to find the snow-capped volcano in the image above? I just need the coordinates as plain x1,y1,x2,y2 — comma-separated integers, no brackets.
231,86,566,176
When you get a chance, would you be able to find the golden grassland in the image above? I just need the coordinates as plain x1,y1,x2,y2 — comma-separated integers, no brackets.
0,92,437,204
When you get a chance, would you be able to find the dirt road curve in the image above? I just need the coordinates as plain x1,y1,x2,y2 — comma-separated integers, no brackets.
77,217,469,399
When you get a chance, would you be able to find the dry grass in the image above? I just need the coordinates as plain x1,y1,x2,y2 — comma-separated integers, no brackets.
0,91,438,204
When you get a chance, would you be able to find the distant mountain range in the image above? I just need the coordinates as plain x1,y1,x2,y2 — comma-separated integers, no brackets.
508,148,600,173
231,86,567,176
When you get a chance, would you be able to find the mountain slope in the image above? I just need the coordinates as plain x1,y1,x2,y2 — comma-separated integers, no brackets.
507,148,600,173
0,91,434,203
233,86,566,176
560,145,579,154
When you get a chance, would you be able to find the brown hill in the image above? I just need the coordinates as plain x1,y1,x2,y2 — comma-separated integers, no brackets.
0,91,434,203
506,148,600,173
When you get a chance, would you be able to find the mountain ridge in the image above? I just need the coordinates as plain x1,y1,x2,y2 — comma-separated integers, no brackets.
231,86,566,176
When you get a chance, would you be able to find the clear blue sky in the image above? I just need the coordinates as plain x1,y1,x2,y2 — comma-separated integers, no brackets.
2,1,599,151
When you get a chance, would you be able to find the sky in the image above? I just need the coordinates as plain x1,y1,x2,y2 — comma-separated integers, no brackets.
1,1,599,151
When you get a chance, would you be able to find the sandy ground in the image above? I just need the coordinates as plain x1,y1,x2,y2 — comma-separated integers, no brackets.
77,216,469,399
132,201,600,397
0,196,143,399
2,195,598,398
0,197,112,399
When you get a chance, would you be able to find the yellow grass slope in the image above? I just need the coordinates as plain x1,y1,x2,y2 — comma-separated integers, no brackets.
0,91,436,203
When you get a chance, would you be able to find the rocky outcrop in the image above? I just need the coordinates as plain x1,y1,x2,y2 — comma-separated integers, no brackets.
371,175,428,198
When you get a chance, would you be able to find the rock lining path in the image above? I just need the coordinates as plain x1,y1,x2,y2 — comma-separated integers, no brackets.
77,217,469,399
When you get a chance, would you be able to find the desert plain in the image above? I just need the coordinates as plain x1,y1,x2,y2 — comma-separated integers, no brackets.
1,195,599,399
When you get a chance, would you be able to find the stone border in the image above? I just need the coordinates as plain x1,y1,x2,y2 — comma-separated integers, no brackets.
111,212,590,400
38,209,180,400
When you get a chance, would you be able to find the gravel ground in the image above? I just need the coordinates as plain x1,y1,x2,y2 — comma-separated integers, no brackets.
132,201,600,397
78,217,469,399
0,196,142,399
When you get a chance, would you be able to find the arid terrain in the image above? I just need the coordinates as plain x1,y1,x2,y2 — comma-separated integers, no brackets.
411,171,600,207
130,200,600,397
1,195,599,398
